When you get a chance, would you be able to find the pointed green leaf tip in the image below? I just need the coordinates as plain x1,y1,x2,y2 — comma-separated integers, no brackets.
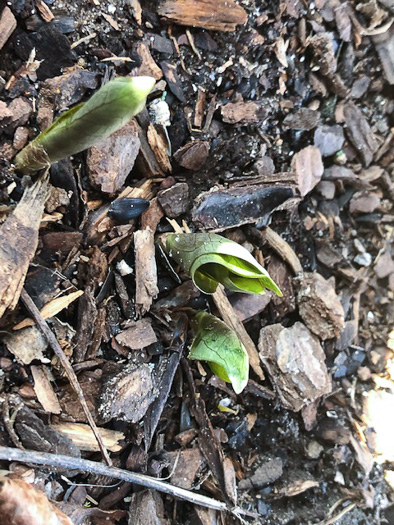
14,76,156,174
189,311,249,394
164,232,282,296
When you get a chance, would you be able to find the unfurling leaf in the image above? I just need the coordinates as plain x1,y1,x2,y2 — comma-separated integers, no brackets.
189,311,249,394
14,76,156,174
163,233,282,296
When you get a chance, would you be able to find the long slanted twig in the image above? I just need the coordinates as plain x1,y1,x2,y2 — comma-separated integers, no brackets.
0,446,228,512
20,289,112,466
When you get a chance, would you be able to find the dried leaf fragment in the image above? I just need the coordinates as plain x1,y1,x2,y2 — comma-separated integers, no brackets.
0,476,73,525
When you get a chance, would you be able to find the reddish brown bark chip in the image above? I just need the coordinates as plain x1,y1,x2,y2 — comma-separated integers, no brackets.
87,120,141,195
0,175,50,317
0,477,73,525
259,322,332,411
0,7,17,52
158,0,248,32
297,272,345,340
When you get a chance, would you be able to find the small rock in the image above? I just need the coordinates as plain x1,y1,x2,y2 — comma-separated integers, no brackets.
12,126,29,150
306,440,324,459
354,252,372,267
173,140,209,171
254,156,275,176
357,366,372,382
297,272,345,340
283,108,320,130
314,125,345,156
87,120,141,195
291,145,324,197
8,97,33,131
158,182,189,218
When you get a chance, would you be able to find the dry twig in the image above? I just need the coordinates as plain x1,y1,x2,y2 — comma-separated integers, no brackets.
20,289,112,466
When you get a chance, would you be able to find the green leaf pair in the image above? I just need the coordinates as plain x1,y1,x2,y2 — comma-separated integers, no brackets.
189,311,249,394
14,76,156,174
164,233,282,296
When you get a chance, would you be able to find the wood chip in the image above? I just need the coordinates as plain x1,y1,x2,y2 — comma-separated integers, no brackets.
52,422,125,453
13,290,84,330
0,7,17,52
100,363,157,423
174,140,210,170
35,0,55,22
160,60,186,102
129,490,167,525
291,145,324,197
132,42,163,80
344,102,379,166
3,326,49,365
134,227,159,316
166,448,206,489
259,322,332,411
0,174,50,318
221,100,267,125
297,272,345,340
116,318,157,350
158,0,248,32
87,120,141,195
147,124,172,173
372,23,394,85
31,365,61,414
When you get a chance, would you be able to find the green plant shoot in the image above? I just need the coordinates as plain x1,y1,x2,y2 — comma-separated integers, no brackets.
189,311,249,394
163,233,282,296
14,76,156,174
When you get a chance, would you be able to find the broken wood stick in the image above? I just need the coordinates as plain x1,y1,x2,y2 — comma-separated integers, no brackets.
0,446,230,513
20,289,112,466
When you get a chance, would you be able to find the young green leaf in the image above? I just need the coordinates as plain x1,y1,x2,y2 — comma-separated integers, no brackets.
189,311,249,394
163,232,282,296
14,76,156,174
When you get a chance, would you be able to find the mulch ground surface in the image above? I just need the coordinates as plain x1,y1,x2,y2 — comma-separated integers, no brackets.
0,0,393,523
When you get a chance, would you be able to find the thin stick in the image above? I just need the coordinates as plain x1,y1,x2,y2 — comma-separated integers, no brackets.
246,226,303,275
20,289,112,466
0,446,228,513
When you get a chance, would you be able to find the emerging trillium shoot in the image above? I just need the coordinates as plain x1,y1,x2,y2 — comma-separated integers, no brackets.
163,233,282,296
189,311,249,394
14,76,156,174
